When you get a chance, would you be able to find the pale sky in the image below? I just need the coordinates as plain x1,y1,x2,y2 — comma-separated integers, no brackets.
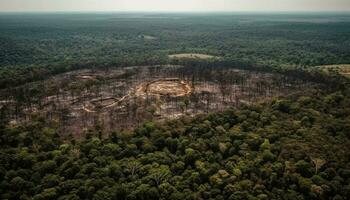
1,0,350,12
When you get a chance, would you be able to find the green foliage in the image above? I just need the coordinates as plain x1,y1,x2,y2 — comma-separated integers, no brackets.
0,90,349,199
1,13,350,200
2,13,350,88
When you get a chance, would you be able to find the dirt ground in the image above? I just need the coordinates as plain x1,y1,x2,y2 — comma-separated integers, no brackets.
136,78,192,97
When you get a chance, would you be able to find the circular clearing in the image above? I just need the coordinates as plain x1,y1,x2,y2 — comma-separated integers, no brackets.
137,78,191,97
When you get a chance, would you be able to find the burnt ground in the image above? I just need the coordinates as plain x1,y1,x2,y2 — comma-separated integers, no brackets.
0,65,318,139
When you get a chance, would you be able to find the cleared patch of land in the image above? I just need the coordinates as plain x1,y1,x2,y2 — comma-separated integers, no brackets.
168,53,218,59
138,35,157,40
0,65,317,139
136,78,191,98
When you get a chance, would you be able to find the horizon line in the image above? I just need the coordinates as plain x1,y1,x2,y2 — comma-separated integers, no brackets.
1,10,350,14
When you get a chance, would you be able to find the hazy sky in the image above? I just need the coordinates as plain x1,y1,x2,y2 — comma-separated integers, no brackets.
1,0,350,12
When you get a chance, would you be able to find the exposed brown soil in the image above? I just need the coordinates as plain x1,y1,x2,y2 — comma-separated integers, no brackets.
76,75,97,81
136,78,192,97
82,78,191,113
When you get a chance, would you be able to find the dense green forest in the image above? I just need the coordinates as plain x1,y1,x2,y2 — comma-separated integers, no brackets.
1,13,350,88
1,88,350,199
1,13,350,200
